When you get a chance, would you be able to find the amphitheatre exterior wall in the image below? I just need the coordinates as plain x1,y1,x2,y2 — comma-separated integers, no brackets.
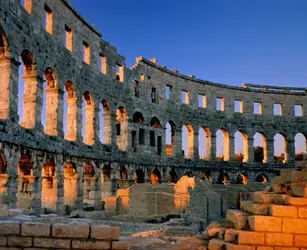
0,0,306,213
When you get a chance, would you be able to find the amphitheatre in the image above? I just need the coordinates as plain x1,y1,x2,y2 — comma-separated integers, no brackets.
0,0,307,249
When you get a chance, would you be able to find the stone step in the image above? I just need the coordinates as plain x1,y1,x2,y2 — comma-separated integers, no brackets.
240,200,270,215
251,191,290,205
226,209,248,230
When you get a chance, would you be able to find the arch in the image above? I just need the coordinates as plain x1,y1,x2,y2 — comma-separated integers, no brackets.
165,121,176,157
0,25,9,57
18,50,37,129
182,123,194,159
118,165,129,189
134,169,144,184
42,158,57,209
217,172,230,184
295,133,307,161
150,168,161,184
168,168,178,183
99,99,112,144
64,81,77,141
42,67,58,136
184,171,194,177
0,151,7,174
200,169,212,183
133,112,144,124
236,173,248,184
216,129,230,161
116,106,128,151
254,132,267,163
63,162,78,207
234,131,248,163
274,133,287,163
82,91,95,145
150,117,161,128
255,173,268,183
198,127,211,160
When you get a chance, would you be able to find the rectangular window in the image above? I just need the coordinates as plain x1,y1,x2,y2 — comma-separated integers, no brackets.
165,85,171,100
151,88,157,103
181,90,189,104
64,25,72,51
132,131,137,152
21,0,32,14
116,124,121,136
216,97,224,111
253,102,262,115
134,80,139,97
98,54,107,74
295,104,303,117
44,5,53,35
150,131,155,146
198,95,206,108
116,64,124,82
234,99,243,113
273,103,282,116
82,42,90,64
140,74,145,81
157,136,162,156
139,128,145,145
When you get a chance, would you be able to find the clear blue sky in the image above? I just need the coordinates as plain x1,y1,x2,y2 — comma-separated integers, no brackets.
70,0,307,87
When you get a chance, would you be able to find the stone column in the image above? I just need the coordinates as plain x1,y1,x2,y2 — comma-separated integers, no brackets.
76,161,84,210
110,167,118,195
35,75,44,130
55,154,65,215
193,130,199,159
103,112,113,145
84,106,95,145
211,171,220,184
94,172,101,210
44,85,59,136
76,98,83,143
32,154,43,216
247,138,254,163
286,139,295,165
57,88,64,138
209,134,216,161
175,128,183,158
65,97,77,141
226,135,235,161
267,139,275,163
0,58,20,121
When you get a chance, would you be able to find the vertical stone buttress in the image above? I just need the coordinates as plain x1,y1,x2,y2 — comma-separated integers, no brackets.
31,152,43,216
55,154,65,215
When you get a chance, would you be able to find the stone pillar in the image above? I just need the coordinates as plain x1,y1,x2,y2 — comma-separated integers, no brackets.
247,138,254,163
94,172,101,210
175,128,183,158
0,58,20,122
65,97,77,141
286,139,295,165
227,135,235,161
57,88,64,138
44,85,59,136
103,112,113,145
84,106,95,145
55,155,65,215
94,107,100,145
267,139,275,163
35,75,44,130
211,171,219,184
192,130,199,159
76,98,83,143
209,134,216,161
110,167,118,195
32,154,43,216
76,161,84,210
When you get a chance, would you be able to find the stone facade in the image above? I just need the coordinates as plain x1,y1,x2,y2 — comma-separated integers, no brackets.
0,0,306,215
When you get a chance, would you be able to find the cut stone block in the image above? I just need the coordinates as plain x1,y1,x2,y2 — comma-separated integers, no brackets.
252,192,289,205
240,201,270,215
226,209,248,230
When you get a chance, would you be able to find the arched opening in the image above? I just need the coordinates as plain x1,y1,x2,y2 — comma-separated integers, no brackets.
295,133,307,161
42,158,57,210
18,50,37,129
184,171,194,177
254,132,267,163
134,169,144,184
150,117,161,128
118,166,129,189
64,81,77,141
42,68,58,136
182,124,194,159
0,26,11,120
217,172,230,184
83,162,95,202
101,165,112,197
64,162,78,207
133,112,144,124
234,131,248,163
216,129,230,161
168,168,178,183
255,174,268,183
99,99,111,144
198,127,211,160
150,168,161,184
165,121,176,157
200,169,212,183
236,173,248,184
82,91,95,145
274,133,287,163
0,151,8,208
116,106,128,151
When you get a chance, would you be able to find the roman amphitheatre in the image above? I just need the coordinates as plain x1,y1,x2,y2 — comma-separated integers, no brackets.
0,0,306,249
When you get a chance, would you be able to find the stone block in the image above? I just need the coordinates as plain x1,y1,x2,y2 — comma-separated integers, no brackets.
240,201,270,215
295,234,307,247
22,222,51,236
285,197,307,206
298,207,307,218
274,248,299,250
226,209,248,230
112,240,131,250
270,205,297,217
0,221,20,235
291,171,307,197
280,169,293,183
283,218,307,234
226,244,256,250
208,239,225,250
256,247,273,250
252,192,289,205
272,176,286,194
0,237,6,246
238,231,265,245
224,229,239,242
33,238,70,249
265,232,293,246
7,236,32,247
90,225,120,241
52,222,90,238
71,240,110,249
248,216,282,232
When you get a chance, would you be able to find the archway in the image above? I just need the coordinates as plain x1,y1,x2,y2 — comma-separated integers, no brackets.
295,133,307,161
42,158,57,209
182,124,194,159
133,112,144,124
64,81,77,141
200,170,212,183
82,91,95,145
134,169,144,184
274,133,287,163
254,132,267,163
255,174,268,183
168,168,178,183
165,121,176,157
99,99,111,144
198,127,211,160
236,173,248,184
64,162,78,207
118,166,129,189
150,168,161,184
234,131,248,162
217,172,230,184
216,129,230,161
116,106,128,151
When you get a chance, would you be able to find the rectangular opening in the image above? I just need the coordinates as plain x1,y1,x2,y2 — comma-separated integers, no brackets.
21,0,32,14
116,64,124,82
181,90,189,104
132,131,137,152
273,103,282,116
44,5,53,35
150,131,155,146
139,128,145,145
253,102,262,115
234,99,243,113
98,54,107,74
157,136,162,156
134,80,139,97
116,124,121,136
82,42,90,64
198,95,206,108
140,74,145,81
216,97,224,111
64,25,72,52
165,85,171,100
151,88,157,103
295,104,303,117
